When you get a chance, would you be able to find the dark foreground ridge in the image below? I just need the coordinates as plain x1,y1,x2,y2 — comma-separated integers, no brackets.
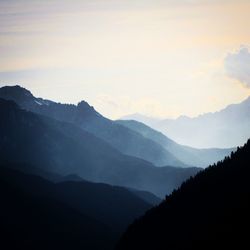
0,165,155,250
117,139,250,250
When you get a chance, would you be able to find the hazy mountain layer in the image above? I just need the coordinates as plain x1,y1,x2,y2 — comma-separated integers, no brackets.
0,85,185,167
121,97,250,148
0,98,200,197
117,120,233,167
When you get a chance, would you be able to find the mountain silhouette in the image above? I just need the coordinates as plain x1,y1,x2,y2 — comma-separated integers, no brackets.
0,165,157,250
0,98,200,197
0,85,186,167
117,139,250,250
117,120,233,167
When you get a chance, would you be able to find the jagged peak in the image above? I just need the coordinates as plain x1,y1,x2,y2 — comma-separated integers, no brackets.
77,100,103,118
0,85,34,98
77,100,91,108
77,100,96,112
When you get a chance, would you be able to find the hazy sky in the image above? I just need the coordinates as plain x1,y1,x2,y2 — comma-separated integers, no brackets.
0,0,250,119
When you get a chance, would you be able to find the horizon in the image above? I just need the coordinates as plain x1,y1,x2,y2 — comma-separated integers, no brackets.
1,84,249,121
1,0,250,119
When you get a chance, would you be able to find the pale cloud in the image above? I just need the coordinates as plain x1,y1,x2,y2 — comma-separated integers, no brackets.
225,46,250,88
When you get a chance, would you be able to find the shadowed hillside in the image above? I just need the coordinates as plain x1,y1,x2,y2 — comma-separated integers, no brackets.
0,165,157,250
117,139,250,250
117,120,233,167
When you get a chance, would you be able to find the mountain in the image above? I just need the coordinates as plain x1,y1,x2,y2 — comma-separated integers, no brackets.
117,139,250,250
126,188,161,206
0,85,185,167
0,165,156,250
121,113,161,127
122,97,250,148
117,120,233,167
54,173,161,206
0,98,200,197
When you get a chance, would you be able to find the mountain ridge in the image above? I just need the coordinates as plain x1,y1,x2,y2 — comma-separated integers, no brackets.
117,139,250,250
120,96,250,148
0,165,156,249
0,85,186,167
0,98,200,198
116,119,233,167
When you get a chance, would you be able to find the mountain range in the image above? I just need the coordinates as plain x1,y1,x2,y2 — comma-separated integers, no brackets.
0,84,248,250
0,98,199,198
0,85,201,249
117,139,250,250
0,85,184,167
0,85,233,168
117,120,233,167
121,96,250,148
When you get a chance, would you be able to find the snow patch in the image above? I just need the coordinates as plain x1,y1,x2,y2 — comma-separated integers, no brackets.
35,100,43,106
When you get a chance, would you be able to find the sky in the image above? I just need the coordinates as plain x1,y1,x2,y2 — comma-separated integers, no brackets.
0,0,250,119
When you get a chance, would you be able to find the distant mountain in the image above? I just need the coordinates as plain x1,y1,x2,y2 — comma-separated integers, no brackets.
0,85,185,167
0,98,200,197
0,165,155,250
121,97,250,148
117,120,233,167
117,139,250,250
121,113,161,127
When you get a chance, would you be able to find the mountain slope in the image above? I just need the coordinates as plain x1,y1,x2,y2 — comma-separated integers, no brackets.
0,165,155,250
117,120,233,167
0,85,185,167
120,113,160,127
57,174,161,206
117,139,250,250
0,98,200,197
122,97,250,148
